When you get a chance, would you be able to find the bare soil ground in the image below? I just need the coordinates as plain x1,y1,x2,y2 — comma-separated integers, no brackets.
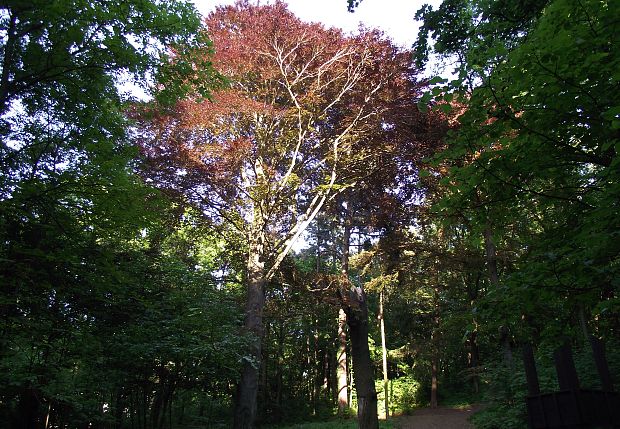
394,405,481,429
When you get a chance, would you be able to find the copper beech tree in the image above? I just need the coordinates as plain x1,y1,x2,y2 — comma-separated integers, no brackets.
135,2,425,427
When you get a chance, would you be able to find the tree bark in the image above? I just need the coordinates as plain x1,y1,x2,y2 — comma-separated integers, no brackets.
345,287,379,429
337,219,351,414
430,357,438,408
578,304,590,343
465,272,481,393
379,289,389,419
0,12,17,116
44,402,52,429
114,388,124,429
349,354,354,407
468,331,480,393
483,227,499,286
337,308,349,414
338,207,378,428
234,224,266,429
275,324,284,422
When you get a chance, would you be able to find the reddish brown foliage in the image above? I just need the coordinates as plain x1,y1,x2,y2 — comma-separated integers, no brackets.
135,1,440,240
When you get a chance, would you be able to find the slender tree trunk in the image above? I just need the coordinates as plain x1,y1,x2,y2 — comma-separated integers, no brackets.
578,304,590,342
234,223,266,429
114,388,124,429
337,308,349,414
142,387,147,429
323,347,330,394
178,392,185,426
169,396,173,429
349,354,354,407
309,334,315,414
276,323,284,422
465,273,481,394
337,219,351,414
313,318,321,414
130,392,135,429
44,402,52,429
429,268,442,409
159,384,174,429
0,13,17,116
379,289,389,419
430,357,438,408
133,391,138,429
151,367,167,429
483,227,499,286
468,331,480,394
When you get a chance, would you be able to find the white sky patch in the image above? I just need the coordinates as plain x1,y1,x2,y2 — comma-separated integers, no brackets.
194,0,453,79
193,0,442,50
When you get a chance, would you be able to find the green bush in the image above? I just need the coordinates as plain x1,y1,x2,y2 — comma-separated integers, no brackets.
376,376,421,415
470,361,528,429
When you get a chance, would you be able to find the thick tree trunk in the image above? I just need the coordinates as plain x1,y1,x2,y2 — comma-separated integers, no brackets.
338,209,378,428
345,288,379,429
379,289,389,419
234,226,266,429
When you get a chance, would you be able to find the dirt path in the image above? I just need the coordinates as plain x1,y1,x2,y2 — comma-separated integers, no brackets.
394,405,480,429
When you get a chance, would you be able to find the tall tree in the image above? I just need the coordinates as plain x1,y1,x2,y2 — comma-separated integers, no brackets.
135,2,420,427
416,0,619,337
414,0,620,423
0,1,222,426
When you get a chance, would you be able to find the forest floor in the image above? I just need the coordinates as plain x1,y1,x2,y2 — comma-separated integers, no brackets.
393,405,481,429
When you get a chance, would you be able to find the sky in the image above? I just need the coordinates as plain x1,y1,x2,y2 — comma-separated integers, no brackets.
192,0,442,50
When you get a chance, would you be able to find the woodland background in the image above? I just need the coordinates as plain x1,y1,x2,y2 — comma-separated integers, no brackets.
0,0,618,428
